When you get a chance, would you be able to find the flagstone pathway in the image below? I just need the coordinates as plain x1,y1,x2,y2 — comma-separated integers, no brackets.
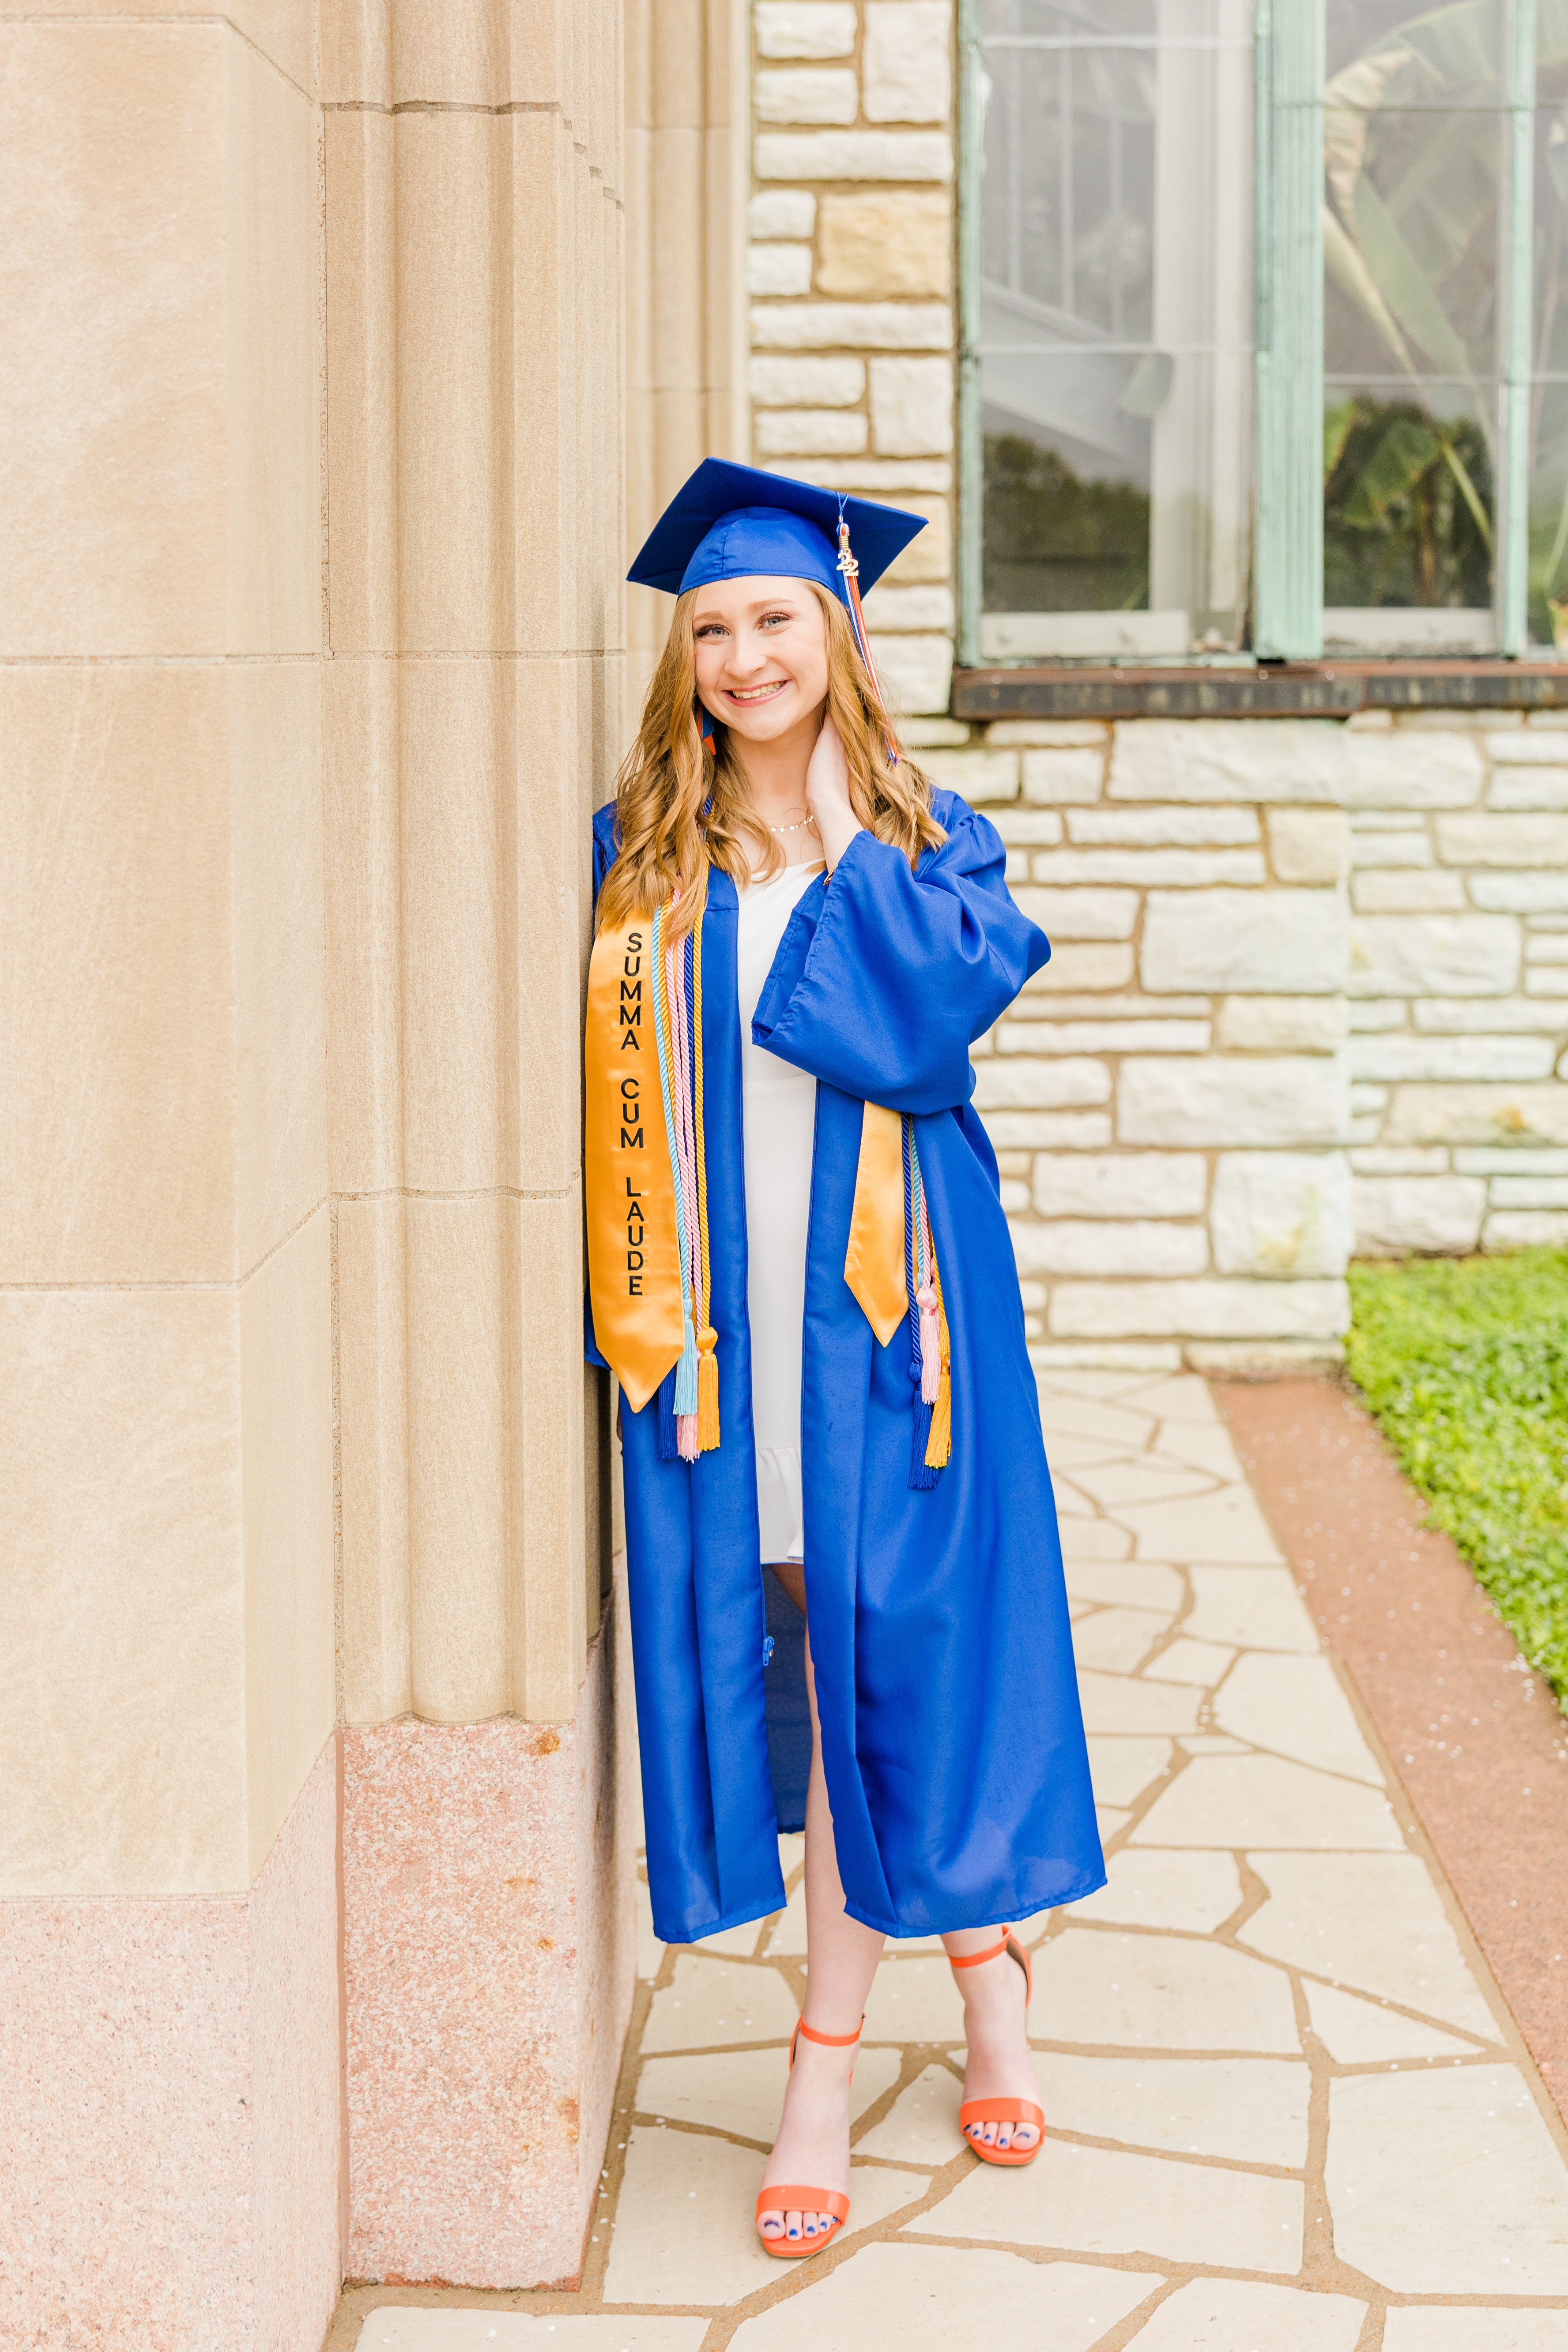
343,1371,1568,2351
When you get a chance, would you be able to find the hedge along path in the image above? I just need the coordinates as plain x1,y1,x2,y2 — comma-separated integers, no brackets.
1346,1248,1568,1708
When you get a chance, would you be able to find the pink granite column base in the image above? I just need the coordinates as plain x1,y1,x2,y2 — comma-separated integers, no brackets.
0,1741,341,2352
343,1583,637,2289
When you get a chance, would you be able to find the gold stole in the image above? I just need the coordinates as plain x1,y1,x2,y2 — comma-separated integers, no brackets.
585,912,950,1466
584,914,684,1410
843,1104,908,1345
844,1105,952,1469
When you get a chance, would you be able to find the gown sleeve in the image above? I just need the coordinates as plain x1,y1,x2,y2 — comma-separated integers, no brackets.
750,796,1048,1116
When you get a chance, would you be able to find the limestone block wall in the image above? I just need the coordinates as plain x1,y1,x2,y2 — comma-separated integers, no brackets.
1343,714,1568,1257
922,715,1568,1371
938,721,1353,1371
746,0,957,711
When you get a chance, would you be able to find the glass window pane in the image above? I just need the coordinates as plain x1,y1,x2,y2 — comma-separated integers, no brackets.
1327,1,1500,85
1528,379,1568,643
1323,4,1508,647
974,0,1252,654
1323,380,1496,645
1325,109,1504,385
1527,22,1568,643
982,352,1155,646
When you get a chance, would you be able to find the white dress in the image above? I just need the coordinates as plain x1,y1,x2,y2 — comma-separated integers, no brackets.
735,859,824,1564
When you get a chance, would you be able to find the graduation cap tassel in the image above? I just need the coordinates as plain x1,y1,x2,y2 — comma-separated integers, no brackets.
837,517,901,771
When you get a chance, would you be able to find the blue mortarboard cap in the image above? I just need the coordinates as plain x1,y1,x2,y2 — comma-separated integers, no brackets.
627,459,925,603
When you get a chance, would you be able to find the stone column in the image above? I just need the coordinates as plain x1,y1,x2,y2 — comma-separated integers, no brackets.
2,0,637,2333
0,10,341,2348
322,0,636,2291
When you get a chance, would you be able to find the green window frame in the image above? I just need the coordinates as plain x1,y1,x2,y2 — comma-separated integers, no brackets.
957,0,1549,666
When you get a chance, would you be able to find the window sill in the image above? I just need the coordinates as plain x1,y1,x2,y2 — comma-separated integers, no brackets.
951,660,1568,721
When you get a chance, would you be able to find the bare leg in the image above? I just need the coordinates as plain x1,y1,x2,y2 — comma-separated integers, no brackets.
758,1570,884,2246
942,1924,1040,2154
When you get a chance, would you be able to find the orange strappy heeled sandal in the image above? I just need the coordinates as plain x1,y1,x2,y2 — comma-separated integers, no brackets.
754,2015,863,2258
949,1930,1045,2167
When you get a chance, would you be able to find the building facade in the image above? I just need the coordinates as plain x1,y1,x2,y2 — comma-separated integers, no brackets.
741,0,1568,1373
4,4,648,2339
4,3,1568,2346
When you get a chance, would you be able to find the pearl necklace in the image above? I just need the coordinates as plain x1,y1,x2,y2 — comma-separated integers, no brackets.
768,814,818,835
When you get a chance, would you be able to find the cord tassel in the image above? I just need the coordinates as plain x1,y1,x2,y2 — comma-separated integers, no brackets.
916,1280,941,1406
909,1394,938,1489
696,1327,720,1448
924,1278,952,1469
657,1370,679,1461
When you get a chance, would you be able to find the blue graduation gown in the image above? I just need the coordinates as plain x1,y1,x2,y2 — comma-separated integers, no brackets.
589,789,1104,1944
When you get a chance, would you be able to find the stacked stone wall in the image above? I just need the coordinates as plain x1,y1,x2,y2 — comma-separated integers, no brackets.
940,719,1352,1372
925,713,1568,1370
747,0,957,713
1342,713,1568,1259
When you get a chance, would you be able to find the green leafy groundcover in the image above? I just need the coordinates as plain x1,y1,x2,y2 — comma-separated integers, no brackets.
1346,1251,1568,1707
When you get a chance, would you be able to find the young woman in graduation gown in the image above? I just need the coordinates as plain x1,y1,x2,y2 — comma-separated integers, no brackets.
584,460,1103,2257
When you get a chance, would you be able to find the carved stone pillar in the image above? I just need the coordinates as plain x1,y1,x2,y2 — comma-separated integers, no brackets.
321,0,635,2288
1,0,636,2329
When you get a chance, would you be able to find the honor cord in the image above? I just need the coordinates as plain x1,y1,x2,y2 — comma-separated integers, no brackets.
652,903,700,1433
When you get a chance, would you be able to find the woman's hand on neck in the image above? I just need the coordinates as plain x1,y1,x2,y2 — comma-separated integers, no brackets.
729,704,825,865
803,714,861,873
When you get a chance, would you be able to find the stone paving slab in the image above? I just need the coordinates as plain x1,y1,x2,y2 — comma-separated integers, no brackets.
355,2322,707,2349
339,1371,1568,2351
726,2246,1157,2352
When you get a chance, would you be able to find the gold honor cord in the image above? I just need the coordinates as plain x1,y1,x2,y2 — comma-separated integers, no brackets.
585,916,685,1411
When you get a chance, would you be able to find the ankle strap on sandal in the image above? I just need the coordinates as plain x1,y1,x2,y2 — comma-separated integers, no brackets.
949,1929,1013,1970
795,2014,864,2047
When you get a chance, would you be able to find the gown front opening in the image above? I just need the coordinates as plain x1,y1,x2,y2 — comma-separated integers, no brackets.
737,856,824,1568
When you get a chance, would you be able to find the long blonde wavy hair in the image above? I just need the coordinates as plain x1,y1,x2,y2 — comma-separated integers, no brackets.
597,580,945,942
